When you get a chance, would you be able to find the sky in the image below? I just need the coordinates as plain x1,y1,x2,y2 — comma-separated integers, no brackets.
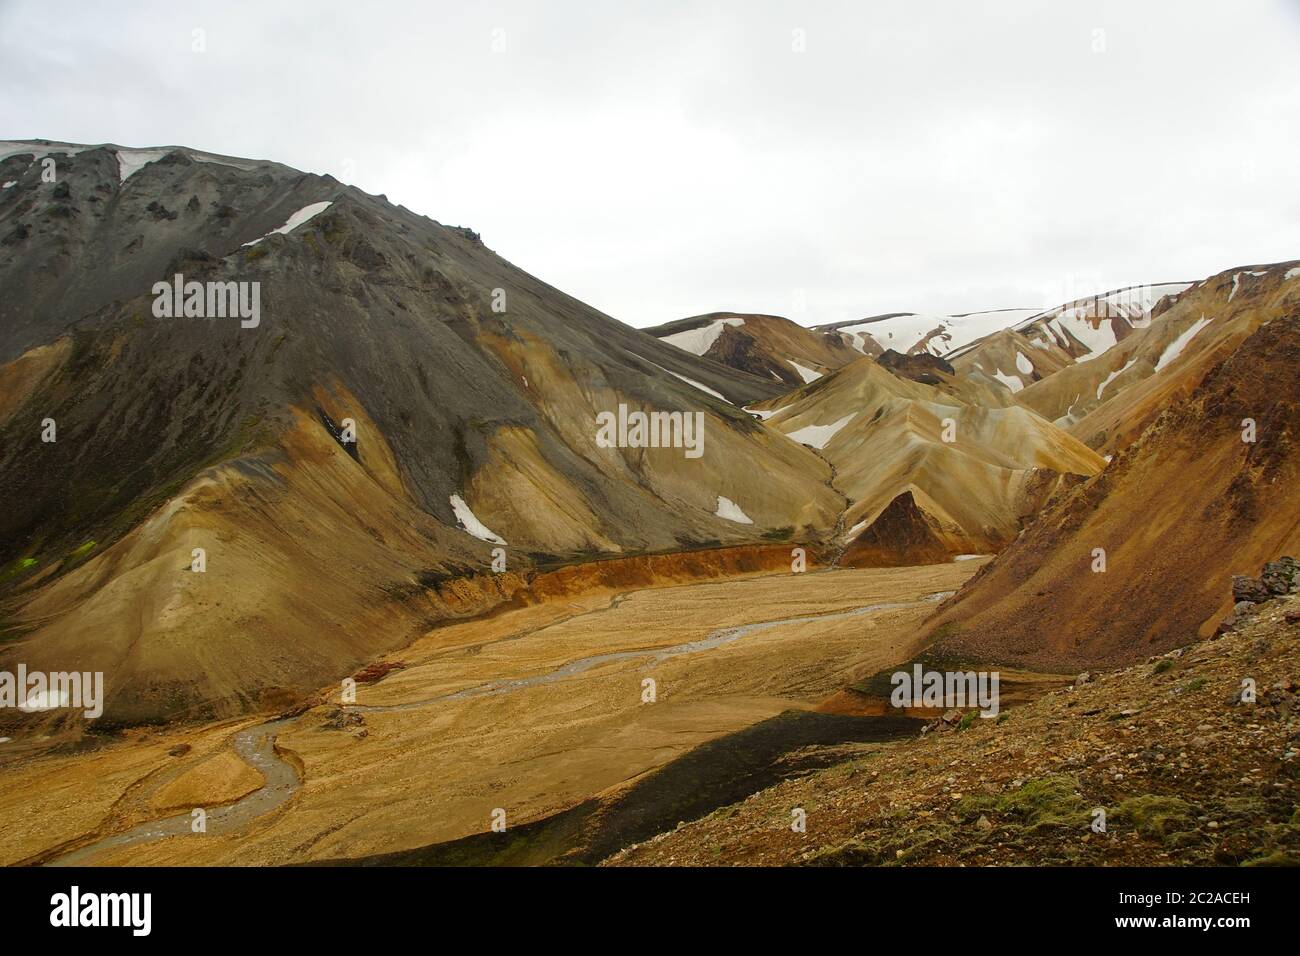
3,0,1299,328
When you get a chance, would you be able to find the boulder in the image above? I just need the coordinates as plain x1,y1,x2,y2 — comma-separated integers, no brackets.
1232,575,1271,604
1261,557,1298,595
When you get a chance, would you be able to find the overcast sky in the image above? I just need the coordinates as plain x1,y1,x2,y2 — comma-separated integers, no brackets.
4,0,1299,327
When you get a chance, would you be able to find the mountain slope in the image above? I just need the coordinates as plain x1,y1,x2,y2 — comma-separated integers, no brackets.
816,309,1041,358
925,311,1300,670
645,311,859,387
750,354,1104,563
0,140,841,724
1054,263,1300,453
948,328,1074,395
1007,282,1193,364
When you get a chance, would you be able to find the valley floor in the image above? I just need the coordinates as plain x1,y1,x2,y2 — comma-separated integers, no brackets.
0,561,979,866
609,594,1300,867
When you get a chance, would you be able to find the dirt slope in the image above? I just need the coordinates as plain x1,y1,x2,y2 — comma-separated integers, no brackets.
949,328,1075,395
608,592,1300,867
646,312,858,387
925,312,1300,671
1057,263,1300,453
751,355,1104,561
0,140,841,724
816,309,1041,358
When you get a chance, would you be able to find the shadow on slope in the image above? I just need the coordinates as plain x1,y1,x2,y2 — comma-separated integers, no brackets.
318,709,921,867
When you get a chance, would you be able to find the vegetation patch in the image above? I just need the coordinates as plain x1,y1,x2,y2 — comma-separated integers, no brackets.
956,775,1088,831
1112,794,1195,839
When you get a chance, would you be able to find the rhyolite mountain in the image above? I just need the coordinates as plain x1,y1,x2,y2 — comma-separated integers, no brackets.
746,351,1106,564
0,139,841,723
3,139,1295,725
644,312,858,387
927,308,1300,669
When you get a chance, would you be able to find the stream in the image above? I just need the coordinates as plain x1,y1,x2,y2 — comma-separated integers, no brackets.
46,588,953,864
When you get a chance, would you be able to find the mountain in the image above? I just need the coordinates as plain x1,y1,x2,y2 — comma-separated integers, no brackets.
1011,282,1192,361
1043,264,1300,454
815,308,1042,357
942,283,1189,398
644,311,858,387
947,328,1075,395
0,140,843,724
747,352,1105,564
925,308,1300,670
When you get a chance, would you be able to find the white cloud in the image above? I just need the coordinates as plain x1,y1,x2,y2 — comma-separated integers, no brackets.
4,0,1298,327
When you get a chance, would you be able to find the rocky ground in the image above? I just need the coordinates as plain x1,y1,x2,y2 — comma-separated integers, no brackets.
606,585,1300,866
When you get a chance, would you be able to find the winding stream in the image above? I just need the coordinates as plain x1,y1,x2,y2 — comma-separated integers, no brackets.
348,590,955,714
46,588,953,864
48,717,301,866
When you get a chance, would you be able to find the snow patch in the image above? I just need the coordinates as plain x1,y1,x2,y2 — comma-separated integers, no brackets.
449,494,506,545
1285,267,1300,281
187,151,260,172
116,147,171,182
1153,316,1213,372
647,361,727,401
660,318,744,356
785,413,856,449
789,360,822,383
0,140,91,163
1014,351,1034,375
836,309,1040,357
1,181,14,189
1228,273,1240,302
953,554,988,562
1096,358,1137,400
991,370,1023,393
714,496,753,524
243,200,334,246
1011,282,1194,363
19,687,71,712
744,405,778,421
1047,313,1117,363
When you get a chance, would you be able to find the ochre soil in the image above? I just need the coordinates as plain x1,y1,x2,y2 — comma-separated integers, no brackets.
609,593,1300,867
0,561,979,866
926,312,1300,671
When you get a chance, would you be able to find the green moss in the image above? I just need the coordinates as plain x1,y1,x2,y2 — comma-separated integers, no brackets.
1152,659,1173,675
806,820,958,867
1242,850,1300,867
0,557,39,585
1112,794,1195,839
68,540,96,561
1181,677,1207,693
956,775,1088,830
